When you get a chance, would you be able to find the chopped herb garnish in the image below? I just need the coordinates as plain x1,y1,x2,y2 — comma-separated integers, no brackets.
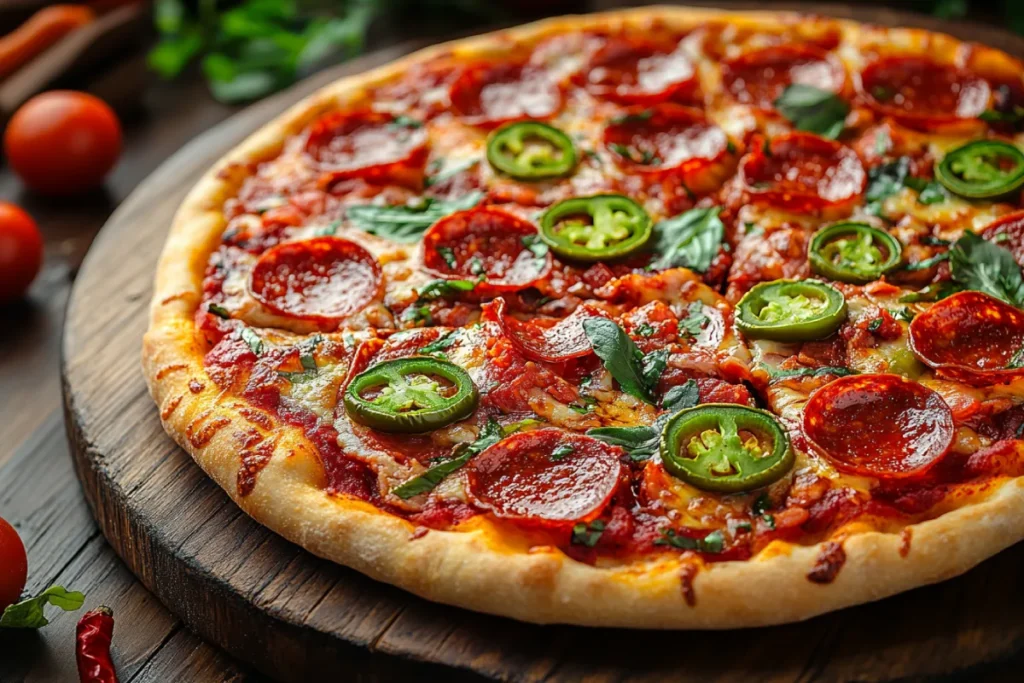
610,109,654,125
420,331,457,357
241,327,263,355
402,305,433,325
417,279,477,302
760,364,857,381
436,246,457,269
277,334,322,383
901,252,950,272
424,158,478,188
678,301,708,338
571,520,606,547
551,444,575,462
522,233,550,260
609,142,660,165
208,303,230,319
654,528,724,553
389,115,422,129
635,323,656,338
867,317,883,332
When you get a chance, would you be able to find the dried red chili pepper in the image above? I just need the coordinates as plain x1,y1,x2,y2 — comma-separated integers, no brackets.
76,606,118,683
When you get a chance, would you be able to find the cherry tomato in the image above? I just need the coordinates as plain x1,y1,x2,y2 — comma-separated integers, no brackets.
0,516,28,610
4,91,122,195
0,202,43,302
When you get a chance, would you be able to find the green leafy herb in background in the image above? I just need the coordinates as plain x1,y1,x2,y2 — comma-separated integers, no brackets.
149,0,375,102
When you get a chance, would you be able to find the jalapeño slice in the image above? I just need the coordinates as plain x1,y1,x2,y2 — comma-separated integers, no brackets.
935,140,1024,199
660,404,794,493
344,357,478,433
736,279,847,342
809,222,903,284
486,121,577,180
539,194,652,261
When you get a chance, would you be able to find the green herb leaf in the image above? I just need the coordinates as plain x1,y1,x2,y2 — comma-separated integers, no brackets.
587,423,659,461
0,586,85,629
678,301,708,337
761,365,857,381
393,418,531,499
663,379,699,412
425,158,478,188
522,234,550,260
551,444,575,462
208,303,230,319
436,247,457,269
417,279,477,302
898,280,964,303
278,334,321,383
654,528,724,553
241,327,264,355
980,107,1024,124
866,157,946,215
902,252,950,272
635,323,656,338
651,207,725,273
773,84,849,139
346,192,483,242
583,318,655,404
609,110,654,125
571,520,606,547
420,331,457,357
640,349,668,394
949,231,1024,307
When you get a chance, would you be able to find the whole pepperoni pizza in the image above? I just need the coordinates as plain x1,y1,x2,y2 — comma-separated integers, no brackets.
143,8,1024,627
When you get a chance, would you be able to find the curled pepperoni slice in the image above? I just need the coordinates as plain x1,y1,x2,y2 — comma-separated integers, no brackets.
803,374,954,479
909,291,1024,386
305,111,428,189
249,237,382,323
487,297,605,363
603,104,730,179
739,133,865,211
981,211,1024,267
422,207,552,294
722,45,845,110
859,57,990,131
450,62,562,128
466,429,623,528
578,38,697,105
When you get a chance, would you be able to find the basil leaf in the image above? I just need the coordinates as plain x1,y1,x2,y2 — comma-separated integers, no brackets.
278,334,321,383
761,365,857,381
551,444,574,461
866,157,946,215
949,231,1024,307
640,349,669,393
906,177,949,205
346,192,483,243
571,520,605,547
0,586,85,629
678,301,708,337
663,379,699,412
901,252,950,272
653,528,724,553
980,107,1024,124
651,207,724,273
241,327,263,355
420,331,457,357
417,279,477,302
392,418,536,499
609,110,653,125
424,159,478,188
773,84,849,140
587,412,673,462
583,318,654,404
208,303,230,319
898,280,964,303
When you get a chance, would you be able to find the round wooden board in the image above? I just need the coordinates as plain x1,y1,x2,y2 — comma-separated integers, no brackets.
62,5,1024,682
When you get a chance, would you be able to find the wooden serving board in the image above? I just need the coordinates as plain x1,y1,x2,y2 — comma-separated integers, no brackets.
62,5,1024,682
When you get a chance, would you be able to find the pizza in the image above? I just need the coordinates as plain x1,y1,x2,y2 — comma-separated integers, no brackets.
142,6,1024,628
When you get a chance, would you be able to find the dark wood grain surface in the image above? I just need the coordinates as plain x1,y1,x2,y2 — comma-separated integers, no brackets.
6,3,1024,681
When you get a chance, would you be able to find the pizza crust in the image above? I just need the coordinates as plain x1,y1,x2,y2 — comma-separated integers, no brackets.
144,5,1024,627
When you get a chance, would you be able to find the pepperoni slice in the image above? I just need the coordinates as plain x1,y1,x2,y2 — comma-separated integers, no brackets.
487,297,605,363
981,211,1024,267
803,374,954,479
603,104,730,179
577,38,697,105
305,111,428,189
722,45,845,110
422,207,552,294
739,133,866,211
908,291,1024,386
466,429,623,528
249,237,382,323
859,57,990,131
449,62,562,128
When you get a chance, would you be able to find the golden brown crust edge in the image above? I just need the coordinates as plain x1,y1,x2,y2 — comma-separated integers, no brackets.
142,5,1024,628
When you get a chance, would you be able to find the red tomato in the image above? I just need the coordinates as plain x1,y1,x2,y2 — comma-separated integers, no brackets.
0,517,28,610
4,91,122,195
0,202,43,302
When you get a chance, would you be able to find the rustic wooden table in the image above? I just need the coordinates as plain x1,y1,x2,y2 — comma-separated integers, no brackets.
5,3,1024,681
